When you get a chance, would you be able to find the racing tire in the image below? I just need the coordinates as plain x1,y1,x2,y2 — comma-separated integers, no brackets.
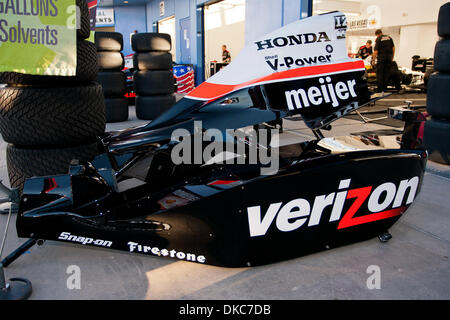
433,39,450,72
135,95,176,120
0,40,98,85
131,33,172,52
95,32,124,51
98,52,125,71
97,71,126,97
0,83,106,147
7,142,100,193
76,0,91,40
424,118,450,164
134,70,175,95
133,52,173,70
426,72,450,119
438,2,450,37
105,98,129,123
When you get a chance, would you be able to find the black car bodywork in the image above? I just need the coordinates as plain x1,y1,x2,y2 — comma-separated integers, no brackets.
14,12,427,267
15,88,427,267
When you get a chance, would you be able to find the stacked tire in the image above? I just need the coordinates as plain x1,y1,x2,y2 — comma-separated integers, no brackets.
425,2,450,164
132,33,176,120
0,0,104,192
95,32,129,123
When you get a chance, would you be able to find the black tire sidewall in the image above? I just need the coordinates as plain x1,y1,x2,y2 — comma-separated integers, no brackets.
133,52,173,70
135,95,176,120
438,3,450,37
0,83,106,147
76,0,91,40
105,98,129,122
434,39,450,72
98,52,125,71
134,70,175,95
95,32,124,51
97,71,126,97
131,33,172,52
424,118,450,164
427,72,450,119
7,142,99,191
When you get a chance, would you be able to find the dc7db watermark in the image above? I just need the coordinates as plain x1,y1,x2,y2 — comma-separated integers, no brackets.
223,305,271,316
171,121,280,175
178,304,271,317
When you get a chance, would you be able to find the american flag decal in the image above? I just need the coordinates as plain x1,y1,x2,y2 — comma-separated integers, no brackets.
174,65,195,94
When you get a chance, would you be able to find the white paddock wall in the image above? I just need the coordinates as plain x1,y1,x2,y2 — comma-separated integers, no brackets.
359,0,446,68
398,23,440,69
143,0,312,84
314,0,445,69
101,0,443,83
205,21,246,67
360,0,447,28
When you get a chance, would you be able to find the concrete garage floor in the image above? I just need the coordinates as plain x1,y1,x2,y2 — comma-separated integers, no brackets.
0,96,449,300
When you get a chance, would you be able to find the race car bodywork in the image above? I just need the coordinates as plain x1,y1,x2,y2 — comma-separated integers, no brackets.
14,12,427,267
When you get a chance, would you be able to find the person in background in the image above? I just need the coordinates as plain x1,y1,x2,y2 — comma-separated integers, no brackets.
130,30,138,45
356,40,373,60
222,45,231,63
372,29,400,92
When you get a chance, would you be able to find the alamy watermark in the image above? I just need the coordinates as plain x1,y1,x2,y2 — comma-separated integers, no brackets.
366,265,381,290
66,265,81,290
170,121,280,175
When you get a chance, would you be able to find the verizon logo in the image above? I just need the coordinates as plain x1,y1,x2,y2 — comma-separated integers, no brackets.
247,176,419,237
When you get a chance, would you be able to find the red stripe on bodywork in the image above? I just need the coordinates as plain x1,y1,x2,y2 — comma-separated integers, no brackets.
208,180,239,186
338,186,406,229
187,60,365,101
43,178,58,194
338,207,405,230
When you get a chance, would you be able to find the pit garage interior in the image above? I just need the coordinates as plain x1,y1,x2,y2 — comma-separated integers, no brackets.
91,0,442,82
0,0,449,301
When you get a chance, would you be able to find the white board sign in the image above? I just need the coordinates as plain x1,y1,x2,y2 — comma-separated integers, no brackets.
96,8,115,27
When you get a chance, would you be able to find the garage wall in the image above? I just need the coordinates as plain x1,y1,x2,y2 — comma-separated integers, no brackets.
146,0,192,62
146,1,312,58
360,0,447,28
108,0,312,84
145,0,200,82
284,0,301,25
245,0,283,43
356,0,444,69
397,23,439,69
205,21,245,67
245,0,311,43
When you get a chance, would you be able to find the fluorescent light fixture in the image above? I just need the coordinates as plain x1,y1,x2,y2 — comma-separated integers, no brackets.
314,10,360,17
